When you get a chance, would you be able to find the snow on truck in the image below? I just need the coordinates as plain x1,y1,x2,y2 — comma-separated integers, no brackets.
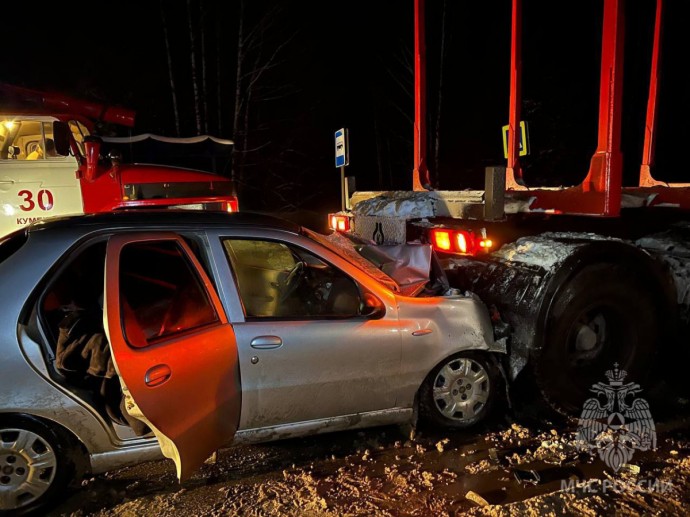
330,0,689,415
0,83,238,238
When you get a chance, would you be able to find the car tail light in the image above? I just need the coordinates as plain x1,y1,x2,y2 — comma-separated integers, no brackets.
328,214,351,232
430,228,490,255
223,199,239,212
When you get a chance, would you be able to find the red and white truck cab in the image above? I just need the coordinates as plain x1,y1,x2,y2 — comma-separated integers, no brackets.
0,84,238,238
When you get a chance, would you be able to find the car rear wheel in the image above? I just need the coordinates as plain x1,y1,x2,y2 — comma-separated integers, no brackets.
419,352,499,429
0,415,73,515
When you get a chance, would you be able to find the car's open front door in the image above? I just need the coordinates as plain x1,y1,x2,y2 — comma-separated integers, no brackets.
103,232,240,481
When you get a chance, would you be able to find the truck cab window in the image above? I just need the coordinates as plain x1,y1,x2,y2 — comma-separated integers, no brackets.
0,120,62,161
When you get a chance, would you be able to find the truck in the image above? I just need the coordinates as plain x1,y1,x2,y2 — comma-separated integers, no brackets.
0,83,238,238
329,0,689,415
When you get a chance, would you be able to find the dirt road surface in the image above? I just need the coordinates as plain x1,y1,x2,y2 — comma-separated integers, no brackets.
48,398,690,517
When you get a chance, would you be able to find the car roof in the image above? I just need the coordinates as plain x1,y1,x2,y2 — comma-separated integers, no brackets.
28,210,302,235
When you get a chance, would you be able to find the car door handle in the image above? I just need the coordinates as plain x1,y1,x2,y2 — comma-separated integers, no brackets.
412,329,433,336
250,336,283,349
145,364,172,387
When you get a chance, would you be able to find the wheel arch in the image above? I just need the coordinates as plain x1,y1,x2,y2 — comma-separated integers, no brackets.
0,412,91,478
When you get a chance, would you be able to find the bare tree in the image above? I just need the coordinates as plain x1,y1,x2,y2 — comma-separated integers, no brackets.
215,15,223,135
231,0,246,183
186,0,202,134
160,0,180,136
199,0,209,134
231,1,297,190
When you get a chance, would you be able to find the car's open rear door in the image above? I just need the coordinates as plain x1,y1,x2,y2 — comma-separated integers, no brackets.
103,232,240,481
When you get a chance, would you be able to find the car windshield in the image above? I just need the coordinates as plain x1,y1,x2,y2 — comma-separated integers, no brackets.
302,228,401,293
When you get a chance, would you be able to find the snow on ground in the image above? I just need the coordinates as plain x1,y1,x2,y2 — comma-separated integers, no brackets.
49,407,690,517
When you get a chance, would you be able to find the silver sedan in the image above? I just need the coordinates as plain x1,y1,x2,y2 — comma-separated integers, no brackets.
0,211,505,514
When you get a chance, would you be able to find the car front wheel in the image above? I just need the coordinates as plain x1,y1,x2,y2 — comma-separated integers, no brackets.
419,352,500,429
0,415,73,515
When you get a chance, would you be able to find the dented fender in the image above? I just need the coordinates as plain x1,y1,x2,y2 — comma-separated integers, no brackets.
395,292,504,407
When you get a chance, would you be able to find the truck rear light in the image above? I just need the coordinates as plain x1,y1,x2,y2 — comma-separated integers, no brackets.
328,214,351,232
431,229,453,251
455,232,469,254
430,228,489,255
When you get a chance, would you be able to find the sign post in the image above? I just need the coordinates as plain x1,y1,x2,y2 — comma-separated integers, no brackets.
335,128,349,210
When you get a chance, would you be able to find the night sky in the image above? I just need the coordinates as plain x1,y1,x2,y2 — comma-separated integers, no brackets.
3,0,688,215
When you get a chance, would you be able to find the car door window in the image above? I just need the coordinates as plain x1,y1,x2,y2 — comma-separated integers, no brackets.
119,240,218,347
222,238,362,319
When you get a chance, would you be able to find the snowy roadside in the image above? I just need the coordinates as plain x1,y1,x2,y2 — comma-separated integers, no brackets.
51,414,690,517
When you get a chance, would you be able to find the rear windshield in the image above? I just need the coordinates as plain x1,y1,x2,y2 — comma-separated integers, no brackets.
0,229,28,265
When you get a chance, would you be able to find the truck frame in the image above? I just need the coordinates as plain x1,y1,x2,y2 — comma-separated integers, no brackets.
331,0,689,414
0,84,238,239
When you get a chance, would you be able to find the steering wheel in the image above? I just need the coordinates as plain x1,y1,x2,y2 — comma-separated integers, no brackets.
279,261,305,302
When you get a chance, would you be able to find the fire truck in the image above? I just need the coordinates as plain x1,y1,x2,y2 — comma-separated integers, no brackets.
330,0,689,414
0,84,238,238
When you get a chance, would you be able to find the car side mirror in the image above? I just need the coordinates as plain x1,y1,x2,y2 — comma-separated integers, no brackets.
361,292,385,319
52,121,71,157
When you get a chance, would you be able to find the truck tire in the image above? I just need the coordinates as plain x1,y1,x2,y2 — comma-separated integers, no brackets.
419,352,500,429
535,263,658,415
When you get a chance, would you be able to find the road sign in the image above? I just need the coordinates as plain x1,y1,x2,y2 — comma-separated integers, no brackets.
502,121,530,158
335,128,349,168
